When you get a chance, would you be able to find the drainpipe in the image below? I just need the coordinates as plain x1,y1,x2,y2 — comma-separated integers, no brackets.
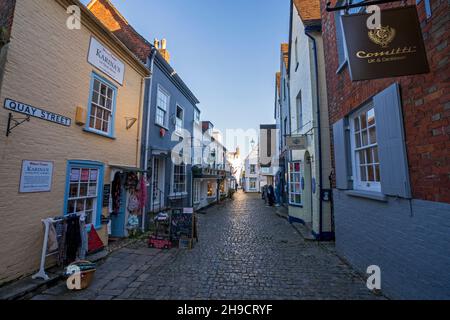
142,47,158,232
305,25,323,241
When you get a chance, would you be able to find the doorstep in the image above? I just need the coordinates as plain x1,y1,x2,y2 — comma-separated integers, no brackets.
0,249,109,301
291,222,317,242
275,206,289,220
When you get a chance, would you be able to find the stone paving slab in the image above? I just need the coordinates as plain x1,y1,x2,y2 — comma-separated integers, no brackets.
32,192,383,300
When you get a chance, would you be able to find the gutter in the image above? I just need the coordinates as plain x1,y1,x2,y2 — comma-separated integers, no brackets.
142,47,158,232
304,24,323,241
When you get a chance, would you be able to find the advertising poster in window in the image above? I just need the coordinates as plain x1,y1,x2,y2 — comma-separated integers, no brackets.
19,161,54,193
341,6,429,81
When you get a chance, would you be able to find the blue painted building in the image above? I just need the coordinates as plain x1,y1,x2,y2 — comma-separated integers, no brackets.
142,39,200,217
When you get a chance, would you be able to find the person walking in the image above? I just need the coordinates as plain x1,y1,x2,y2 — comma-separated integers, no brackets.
267,185,275,207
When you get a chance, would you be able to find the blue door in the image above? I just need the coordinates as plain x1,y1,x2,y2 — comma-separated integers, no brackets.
110,183,127,237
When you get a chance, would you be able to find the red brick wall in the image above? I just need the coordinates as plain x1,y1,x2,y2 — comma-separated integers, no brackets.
321,0,450,203
0,0,16,42
88,0,151,63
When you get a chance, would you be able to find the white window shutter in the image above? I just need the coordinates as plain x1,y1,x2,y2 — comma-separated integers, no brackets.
333,119,351,190
374,83,412,198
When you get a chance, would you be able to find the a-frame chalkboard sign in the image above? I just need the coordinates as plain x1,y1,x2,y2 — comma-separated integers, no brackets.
170,208,195,242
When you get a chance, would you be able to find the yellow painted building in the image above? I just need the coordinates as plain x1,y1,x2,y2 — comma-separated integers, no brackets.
0,0,149,284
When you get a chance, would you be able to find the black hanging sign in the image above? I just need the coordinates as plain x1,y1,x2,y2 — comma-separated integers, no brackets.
341,6,429,81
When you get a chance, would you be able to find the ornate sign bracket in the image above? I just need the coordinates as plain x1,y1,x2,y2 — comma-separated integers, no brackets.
326,0,405,12
6,112,30,137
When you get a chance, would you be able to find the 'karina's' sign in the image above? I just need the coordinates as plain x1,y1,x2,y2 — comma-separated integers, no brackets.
88,37,125,85
342,6,429,81
4,98,72,126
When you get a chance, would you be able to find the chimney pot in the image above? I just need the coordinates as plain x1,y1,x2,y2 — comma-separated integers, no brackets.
154,38,160,49
161,39,167,50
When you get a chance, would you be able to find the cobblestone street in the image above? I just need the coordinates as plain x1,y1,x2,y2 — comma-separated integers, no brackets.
33,192,379,300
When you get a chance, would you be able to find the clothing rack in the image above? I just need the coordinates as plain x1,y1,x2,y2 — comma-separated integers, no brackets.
32,213,84,281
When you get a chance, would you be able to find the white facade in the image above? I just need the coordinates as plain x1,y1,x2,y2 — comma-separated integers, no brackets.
287,3,333,238
243,147,261,193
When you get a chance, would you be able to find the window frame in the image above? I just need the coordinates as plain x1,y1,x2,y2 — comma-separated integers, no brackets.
175,104,184,134
194,109,200,124
155,84,170,128
86,73,117,138
250,164,256,175
349,102,381,193
64,160,104,230
249,178,257,191
171,163,187,195
207,181,216,198
288,161,303,206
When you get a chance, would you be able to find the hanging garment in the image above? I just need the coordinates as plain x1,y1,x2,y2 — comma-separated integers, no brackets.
125,172,138,190
138,175,148,210
127,214,139,230
47,222,59,253
128,191,140,213
56,220,67,267
65,215,81,265
111,172,122,216
78,214,88,260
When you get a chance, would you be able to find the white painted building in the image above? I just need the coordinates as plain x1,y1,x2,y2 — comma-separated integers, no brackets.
243,146,261,193
286,0,333,240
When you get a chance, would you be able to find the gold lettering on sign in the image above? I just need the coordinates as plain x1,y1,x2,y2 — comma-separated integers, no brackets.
357,46,417,59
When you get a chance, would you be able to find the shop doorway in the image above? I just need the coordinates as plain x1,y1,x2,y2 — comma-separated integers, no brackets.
110,172,127,238
151,157,165,211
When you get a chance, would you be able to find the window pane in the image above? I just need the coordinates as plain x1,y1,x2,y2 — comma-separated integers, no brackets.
366,148,373,164
85,198,94,211
373,146,379,163
361,113,367,129
100,84,106,95
95,119,102,130
355,133,361,148
81,169,89,182
358,150,366,164
368,165,375,182
354,117,360,132
375,164,381,182
69,184,78,198
92,92,99,104
93,80,100,92
369,127,377,144
102,120,109,132
367,109,375,127
79,183,88,197
68,200,76,213
360,166,367,181
362,130,369,146
100,96,106,107
76,200,85,213
107,88,113,99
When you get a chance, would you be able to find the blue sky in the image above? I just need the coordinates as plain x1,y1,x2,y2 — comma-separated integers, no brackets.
82,0,289,137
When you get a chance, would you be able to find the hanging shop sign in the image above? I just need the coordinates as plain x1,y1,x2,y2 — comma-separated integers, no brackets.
341,6,429,81
19,160,54,193
286,136,307,150
88,37,125,85
4,99,72,127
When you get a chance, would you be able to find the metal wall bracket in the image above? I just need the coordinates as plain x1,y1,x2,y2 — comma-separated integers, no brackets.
326,0,405,12
6,112,30,137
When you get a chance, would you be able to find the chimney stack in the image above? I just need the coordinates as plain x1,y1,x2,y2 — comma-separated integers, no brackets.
158,38,170,63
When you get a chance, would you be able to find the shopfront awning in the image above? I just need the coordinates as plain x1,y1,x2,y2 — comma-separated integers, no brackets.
109,164,148,173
